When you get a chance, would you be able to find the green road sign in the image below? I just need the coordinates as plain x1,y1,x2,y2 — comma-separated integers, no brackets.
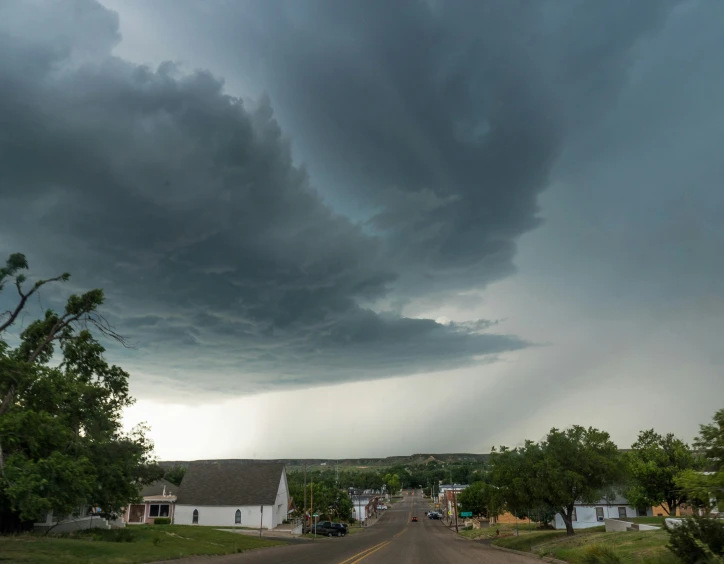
313,513,319,517
461,512,472,517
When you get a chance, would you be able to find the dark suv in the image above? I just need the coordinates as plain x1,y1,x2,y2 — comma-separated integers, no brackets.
312,521,346,537
331,523,348,536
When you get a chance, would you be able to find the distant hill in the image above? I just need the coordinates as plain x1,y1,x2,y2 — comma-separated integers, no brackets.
160,453,489,471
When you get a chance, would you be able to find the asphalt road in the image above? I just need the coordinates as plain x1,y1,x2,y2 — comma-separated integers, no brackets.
161,490,540,564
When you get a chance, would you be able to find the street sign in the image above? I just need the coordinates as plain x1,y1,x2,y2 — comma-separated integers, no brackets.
461,512,473,517
313,513,319,517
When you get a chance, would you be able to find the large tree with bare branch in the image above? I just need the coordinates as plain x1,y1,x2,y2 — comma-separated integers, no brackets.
0,253,161,532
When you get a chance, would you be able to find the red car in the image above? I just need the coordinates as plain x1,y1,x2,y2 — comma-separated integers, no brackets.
412,516,418,522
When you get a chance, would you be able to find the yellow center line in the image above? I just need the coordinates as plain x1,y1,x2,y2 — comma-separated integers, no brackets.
347,540,391,564
337,541,390,564
394,527,408,538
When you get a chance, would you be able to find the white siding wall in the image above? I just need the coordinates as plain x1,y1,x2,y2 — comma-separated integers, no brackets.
350,495,377,522
176,505,274,528
553,505,641,530
274,469,289,528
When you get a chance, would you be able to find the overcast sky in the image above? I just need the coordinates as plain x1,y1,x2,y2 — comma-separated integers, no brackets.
1,0,722,461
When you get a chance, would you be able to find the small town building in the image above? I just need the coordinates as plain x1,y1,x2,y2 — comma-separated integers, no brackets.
123,479,177,525
551,495,652,530
175,461,289,528
348,491,380,523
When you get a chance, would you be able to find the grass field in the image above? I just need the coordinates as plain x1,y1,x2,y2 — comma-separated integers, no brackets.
492,526,675,563
0,525,283,564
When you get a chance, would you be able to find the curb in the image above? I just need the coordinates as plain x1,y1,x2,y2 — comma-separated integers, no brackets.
488,543,568,564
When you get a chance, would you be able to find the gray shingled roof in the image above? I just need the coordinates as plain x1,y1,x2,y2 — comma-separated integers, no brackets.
140,479,177,498
176,461,285,506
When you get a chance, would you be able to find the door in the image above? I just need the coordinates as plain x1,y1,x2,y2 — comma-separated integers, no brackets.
129,504,145,523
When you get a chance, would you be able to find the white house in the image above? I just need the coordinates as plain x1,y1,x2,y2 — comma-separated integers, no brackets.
552,495,653,530
175,461,289,529
349,492,380,523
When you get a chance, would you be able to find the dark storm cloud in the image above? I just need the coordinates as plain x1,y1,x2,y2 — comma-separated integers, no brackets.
0,0,676,394
155,0,677,295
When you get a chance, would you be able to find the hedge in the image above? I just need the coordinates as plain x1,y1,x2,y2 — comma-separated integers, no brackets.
154,518,171,525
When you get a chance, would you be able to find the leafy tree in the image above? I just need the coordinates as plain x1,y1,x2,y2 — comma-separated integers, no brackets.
491,426,622,536
383,473,401,495
457,481,501,519
489,445,534,519
675,408,724,514
624,429,698,516
665,408,724,562
308,482,353,520
0,253,159,532
163,465,187,487
667,515,724,563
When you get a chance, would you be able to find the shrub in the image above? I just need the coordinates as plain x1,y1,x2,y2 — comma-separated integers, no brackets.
154,518,171,525
580,544,623,564
667,516,724,564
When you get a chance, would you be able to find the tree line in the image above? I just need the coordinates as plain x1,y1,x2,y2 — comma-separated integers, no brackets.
456,412,723,547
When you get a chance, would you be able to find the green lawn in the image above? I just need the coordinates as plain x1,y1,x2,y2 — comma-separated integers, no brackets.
631,516,675,526
0,525,283,564
493,527,676,563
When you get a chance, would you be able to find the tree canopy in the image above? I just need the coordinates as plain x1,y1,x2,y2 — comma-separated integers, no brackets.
490,426,621,535
676,408,724,514
456,481,502,519
624,429,699,516
0,253,160,532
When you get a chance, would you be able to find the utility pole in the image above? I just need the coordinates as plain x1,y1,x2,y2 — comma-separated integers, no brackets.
259,505,263,537
310,477,314,536
303,464,307,516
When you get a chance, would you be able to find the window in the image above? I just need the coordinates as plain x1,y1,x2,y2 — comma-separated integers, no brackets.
149,504,170,518
571,508,577,521
596,507,604,521
235,509,241,524
637,508,648,517
192,509,199,524
618,507,627,519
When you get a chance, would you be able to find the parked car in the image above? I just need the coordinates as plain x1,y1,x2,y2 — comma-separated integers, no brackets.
313,521,346,537
331,523,347,536
412,516,418,522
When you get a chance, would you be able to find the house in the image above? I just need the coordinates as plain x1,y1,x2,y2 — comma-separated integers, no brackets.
348,491,380,523
175,461,289,528
123,479,177,525
551,495,652,530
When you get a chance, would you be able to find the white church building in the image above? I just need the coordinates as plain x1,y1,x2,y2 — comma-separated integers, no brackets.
175,460,289,529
